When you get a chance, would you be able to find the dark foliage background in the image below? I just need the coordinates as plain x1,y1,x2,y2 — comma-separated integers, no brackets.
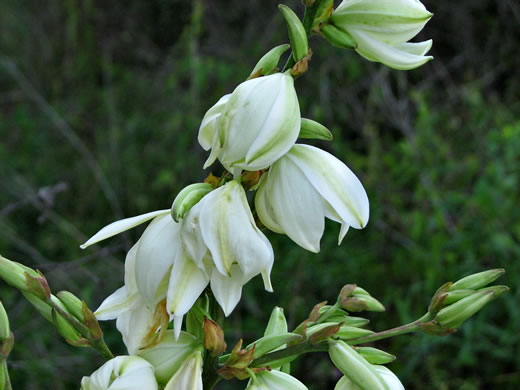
0,0,519,389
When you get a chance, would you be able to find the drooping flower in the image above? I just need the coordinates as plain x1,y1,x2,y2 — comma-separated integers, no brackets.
329,0,433,70
82,180,273,340
255,144,369,253
80,355,158,390
198,72,301,172
334,366,404,390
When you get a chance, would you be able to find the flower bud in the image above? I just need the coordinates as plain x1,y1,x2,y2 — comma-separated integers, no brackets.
203,317,227,356
57,291,85,322
171,183,213,222
436,290,499,329
321,24,356,49
81,356,158,390
450,269,505,291
0,302,10,343
278,5,308,62
0,256,38,293
329,340,387,390
311,0,334,31
250,44,290,78
341,296,385,312
355,347,396,365
299,118,333,141
247,333,302,359
265,307,289,337
198,73,300,172
138,330,198,385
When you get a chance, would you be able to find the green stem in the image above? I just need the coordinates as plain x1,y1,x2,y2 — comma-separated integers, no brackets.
250,340,328,368
47,298,114,360
202,290,225,390
347,313,432,346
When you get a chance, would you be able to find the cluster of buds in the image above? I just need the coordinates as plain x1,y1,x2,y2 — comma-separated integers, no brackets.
422,269,508,335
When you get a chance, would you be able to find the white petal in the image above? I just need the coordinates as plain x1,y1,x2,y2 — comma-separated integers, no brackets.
200,181,273,277
164,351,203,390
395,39,432,56
94,286,137,321
334,375,362,390
181,202,209,270
210,264,247,316
135,214,179,305
264,156,325,253
124,241,140,292
287,145,369,230
80,209,170,248
115,296,157,355
166,254,210,338
351,30,433,70
198,94,231,150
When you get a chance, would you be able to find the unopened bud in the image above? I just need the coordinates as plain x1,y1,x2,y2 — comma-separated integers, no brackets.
247,333,302,359
329,340,387,390
342,296,385,312
321,24,356,49
355,347,396,365
50,295,87,346
0,256,38,292
0,302,9,343
338,284,357,300
450,269,505,291
279,5,309,62
309,323,342,344
479,285,509,297
318,305,351,323
57,291,85,322
250,44,290,78
299,118,333,141
203,317,227,356
171,183,213,222
419,320,456,336
311,0,334,31
264,307,288,337
436,290,498,329
309,301,328,322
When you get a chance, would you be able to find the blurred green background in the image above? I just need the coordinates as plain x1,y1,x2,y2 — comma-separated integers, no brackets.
0,0,519,388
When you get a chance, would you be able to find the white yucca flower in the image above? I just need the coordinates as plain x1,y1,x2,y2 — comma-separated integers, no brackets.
245,370,308,390
82,181,273,340
255,144,369,253
80,356,158,390
198,72,300,172
330,0,433,70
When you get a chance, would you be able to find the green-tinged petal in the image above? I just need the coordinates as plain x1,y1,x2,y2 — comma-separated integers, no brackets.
210,264,248,317
255,173,285,234
373,366,404,390
135,214,179,305
395,39,432,56
138,330,198,385
351,30,433,70
80,209,170,248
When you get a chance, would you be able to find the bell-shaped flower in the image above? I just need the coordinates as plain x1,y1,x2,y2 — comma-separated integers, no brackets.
164,350,203,390
255,144,369,253
246,370,308,390
329,0,433,70
138,330,199,385
82,181,273,341
80,355,158,390
169,180,274,336
93,242,169,355
198,72,301,172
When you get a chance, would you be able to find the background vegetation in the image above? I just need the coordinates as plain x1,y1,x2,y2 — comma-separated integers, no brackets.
0,0,518,388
